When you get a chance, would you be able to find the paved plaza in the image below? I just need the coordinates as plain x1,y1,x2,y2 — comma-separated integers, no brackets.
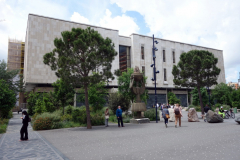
0,113,68,160
0,111,240,160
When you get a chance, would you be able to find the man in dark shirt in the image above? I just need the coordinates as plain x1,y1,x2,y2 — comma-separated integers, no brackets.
204,104,210,113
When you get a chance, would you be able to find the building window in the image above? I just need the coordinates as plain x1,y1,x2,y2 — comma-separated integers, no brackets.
172,51,175,63
142,66,145,76
163,49,165,62
164,68,167,81
119,46,131,72
141,46,144,60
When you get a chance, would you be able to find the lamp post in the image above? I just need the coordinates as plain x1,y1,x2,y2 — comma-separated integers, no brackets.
206,75,211,109
151,34,159,123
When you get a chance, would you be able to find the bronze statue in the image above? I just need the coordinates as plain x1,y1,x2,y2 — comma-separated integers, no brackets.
129,66,147,118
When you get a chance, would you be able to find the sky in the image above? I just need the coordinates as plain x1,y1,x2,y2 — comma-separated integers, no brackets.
0,0,240,83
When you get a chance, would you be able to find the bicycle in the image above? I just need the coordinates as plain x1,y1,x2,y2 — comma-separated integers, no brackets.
224,109,235,119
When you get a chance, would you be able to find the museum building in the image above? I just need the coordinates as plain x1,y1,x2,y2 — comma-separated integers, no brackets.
21,14,226,108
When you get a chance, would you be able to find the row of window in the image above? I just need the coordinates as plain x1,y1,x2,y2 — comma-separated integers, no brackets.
141,46,176,63
142,66,167,81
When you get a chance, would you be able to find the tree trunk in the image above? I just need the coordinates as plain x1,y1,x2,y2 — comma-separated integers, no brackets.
84,84,92,129
197,86,204,114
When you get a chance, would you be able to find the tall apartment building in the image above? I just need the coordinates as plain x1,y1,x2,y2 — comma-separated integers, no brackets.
227,82,239,90
23,14,226,107
7,38,25,107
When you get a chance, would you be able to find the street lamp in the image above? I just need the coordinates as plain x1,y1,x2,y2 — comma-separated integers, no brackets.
206,75,211,109
151,34,159,123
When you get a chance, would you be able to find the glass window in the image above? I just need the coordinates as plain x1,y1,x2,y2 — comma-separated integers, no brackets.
141,46,144,60
119,46,130,73
173,51,175,63
164,68,167,81
163,50,165,62
142,66,145,76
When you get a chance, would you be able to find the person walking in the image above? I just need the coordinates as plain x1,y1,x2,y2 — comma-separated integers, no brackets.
203,104,210,121
174,104,182,128
116,106,124,127
105,108,109,127
162,105,170,128
20,110,29,141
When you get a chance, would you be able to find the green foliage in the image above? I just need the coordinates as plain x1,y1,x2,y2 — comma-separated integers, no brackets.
144,109,160,121
109,115,118,122
61,114,73,121
167,92,180,105
187,105,201,112
108,91,130,114
0,80,17,118
66,105,74,115
72,108,87,124
32,110,62,130
77,82,107,112
0,119,9,134
172,50,221,113
212,83,233,105
222,105,231,111
34,99,46,114
43,27,118,129
52,79,75,115
26,91,40,115
0,59,25,94
232,101,240,109
90,112,104,126
191,87,208,106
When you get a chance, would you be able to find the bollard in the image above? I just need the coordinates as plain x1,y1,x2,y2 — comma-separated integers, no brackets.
233,107,237,113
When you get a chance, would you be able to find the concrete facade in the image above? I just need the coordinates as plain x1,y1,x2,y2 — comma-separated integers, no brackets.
24,14,226,107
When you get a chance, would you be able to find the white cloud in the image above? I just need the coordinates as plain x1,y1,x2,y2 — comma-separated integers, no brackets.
225,68,239,83
70,12,89,24
110,0,240,82
99,9,139,36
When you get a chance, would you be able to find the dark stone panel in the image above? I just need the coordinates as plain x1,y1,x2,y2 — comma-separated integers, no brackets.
176,94,187,107
147,94,166,109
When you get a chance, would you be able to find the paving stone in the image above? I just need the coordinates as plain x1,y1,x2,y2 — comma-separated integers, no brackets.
0,112,68,160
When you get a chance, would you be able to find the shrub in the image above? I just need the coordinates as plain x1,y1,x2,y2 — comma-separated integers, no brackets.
33,117,52,130
0,119,9,134
34,99,46,114
61,114,73,121
109,115,117,122
32,110,62,130
222,105,231,111
123,117,131,123
66,106,74,115
72,108,87,124
144,109,160,121
90,113,104,126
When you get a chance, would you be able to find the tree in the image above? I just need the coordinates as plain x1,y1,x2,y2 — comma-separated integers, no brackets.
190,87,208,106
0,80,17,118
25,91,40,116
43,27,117,129
167,92,180,105
108,91,131,114
52,79,75,115
212,83,233,105
117,68,149,104
172,50,221,114
0,59,25,95
77,82,108,111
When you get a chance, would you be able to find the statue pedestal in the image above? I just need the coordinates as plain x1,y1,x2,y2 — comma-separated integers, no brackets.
130,103,149,124
130,118,150,124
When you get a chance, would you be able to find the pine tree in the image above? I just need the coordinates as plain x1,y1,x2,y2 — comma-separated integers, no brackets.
172,50,221,114
43,27,117,129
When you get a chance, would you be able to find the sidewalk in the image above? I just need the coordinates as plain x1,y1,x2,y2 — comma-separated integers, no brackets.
0,112,68,160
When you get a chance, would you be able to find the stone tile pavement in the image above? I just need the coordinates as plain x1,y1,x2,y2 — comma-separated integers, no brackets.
38,111,240,160
0,112,69,160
